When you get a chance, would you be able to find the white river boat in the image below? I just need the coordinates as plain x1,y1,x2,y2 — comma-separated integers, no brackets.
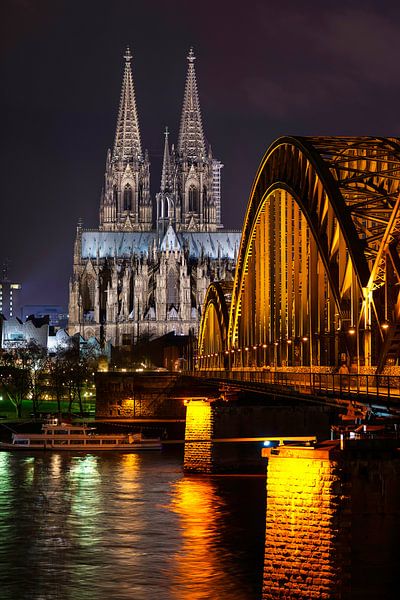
0,418,162,451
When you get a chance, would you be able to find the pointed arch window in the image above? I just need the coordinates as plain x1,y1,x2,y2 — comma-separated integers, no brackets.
203,185,207,218
113,185,118,206
167,268,179,307
188,185,199,212
124,184,132,211
81,276,96,312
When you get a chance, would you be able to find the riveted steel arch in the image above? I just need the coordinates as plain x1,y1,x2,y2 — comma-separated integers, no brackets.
229,136,400,370
198,281,232,370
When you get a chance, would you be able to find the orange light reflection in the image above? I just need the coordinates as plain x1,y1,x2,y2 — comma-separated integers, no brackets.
169,476,239,599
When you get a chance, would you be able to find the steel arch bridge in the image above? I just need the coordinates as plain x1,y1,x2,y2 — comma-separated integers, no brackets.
198,136,400,374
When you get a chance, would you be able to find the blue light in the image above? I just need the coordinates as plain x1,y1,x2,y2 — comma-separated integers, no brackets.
263,440,279,448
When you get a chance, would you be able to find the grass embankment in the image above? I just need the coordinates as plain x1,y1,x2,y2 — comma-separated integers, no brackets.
0,395,95,421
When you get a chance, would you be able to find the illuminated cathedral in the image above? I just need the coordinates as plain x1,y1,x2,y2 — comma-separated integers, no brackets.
68,48,241,348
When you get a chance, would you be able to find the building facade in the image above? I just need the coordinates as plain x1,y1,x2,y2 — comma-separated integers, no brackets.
68,48,241,348
0,266,22,320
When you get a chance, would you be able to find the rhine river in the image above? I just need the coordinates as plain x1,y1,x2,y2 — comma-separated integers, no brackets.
0,450,266,600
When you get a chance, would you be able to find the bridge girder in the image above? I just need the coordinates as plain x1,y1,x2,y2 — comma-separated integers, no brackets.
198,281,232,370
199,136,400,372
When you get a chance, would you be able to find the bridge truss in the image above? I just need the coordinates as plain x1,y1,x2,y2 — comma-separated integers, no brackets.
199,137,400,373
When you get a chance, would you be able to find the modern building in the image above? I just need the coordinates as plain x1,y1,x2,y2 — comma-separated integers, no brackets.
0,270,22,320
68,48,241,348
1,315,49,350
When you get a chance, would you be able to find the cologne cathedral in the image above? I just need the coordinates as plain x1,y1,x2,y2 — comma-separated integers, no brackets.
68,48,241,348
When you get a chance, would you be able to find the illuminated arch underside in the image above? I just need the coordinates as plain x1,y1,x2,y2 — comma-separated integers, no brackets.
198,282,232,369
224,137,400,370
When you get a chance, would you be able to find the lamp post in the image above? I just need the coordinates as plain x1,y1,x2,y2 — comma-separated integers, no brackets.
262,343,267,367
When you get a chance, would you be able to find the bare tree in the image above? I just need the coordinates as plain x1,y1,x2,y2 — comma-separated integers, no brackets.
48,346,68,416
55,344,97,416
0,350,30,418
0,342,48,418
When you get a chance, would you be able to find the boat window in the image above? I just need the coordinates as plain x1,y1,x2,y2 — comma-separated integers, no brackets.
103,439,116,444
86,440,98,444
54,439,69,445
70,430,82,434
14,439,29,445
70,440,82,444
54,430,69,435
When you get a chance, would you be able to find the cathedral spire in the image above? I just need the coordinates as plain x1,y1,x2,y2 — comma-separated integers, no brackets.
160,126,172,192
178,47,206,160
113,47,142,162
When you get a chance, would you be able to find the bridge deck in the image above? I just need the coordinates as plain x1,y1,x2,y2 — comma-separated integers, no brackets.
189,370,400,416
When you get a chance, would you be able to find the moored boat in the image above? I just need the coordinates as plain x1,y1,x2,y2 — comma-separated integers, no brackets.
0,418,162,451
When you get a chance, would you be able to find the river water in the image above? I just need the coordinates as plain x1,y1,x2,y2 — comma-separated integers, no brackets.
0,450,266,600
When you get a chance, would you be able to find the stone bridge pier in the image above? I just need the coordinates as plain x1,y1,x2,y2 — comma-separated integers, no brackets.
262,441,400,599
183,396,336,473
183,398,400,598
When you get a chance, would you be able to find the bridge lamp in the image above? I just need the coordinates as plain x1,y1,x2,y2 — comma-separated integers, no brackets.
245,347,249,351
381,320,390,330
348,326,356,335
253,345,257,350
302,336,308,342
263,440,279,448
274,341,279,346
287,339,292,345
262,344,267,349
225,350,229,355
231,349,234,353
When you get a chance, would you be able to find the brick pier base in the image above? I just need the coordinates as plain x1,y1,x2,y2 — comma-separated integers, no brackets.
262,442,400,599
183,398,214,473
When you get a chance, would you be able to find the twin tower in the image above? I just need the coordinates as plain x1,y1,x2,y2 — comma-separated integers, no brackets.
68,48,240,348
100,47,223,234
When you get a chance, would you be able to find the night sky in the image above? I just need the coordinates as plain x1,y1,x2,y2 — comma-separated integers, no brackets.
1,0,400,309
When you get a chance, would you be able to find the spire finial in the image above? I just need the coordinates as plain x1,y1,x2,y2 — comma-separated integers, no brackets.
178,47,206,158
124,46,132,62
113,47,142,161
160,126,172,193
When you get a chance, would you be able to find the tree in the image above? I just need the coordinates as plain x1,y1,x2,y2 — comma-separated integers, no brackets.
47,345,68,416
0,351,30,418
26,342,48,416
50,344,97,416
0,342,48,418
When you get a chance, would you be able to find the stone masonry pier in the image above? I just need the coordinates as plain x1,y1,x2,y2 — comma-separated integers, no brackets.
262,441,400,599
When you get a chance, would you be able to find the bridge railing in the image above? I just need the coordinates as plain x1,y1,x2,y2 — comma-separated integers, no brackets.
190,369,400,411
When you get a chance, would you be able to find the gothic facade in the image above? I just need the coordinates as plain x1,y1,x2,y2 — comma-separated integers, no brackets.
68,48,241,348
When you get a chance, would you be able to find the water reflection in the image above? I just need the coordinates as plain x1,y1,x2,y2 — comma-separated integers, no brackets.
169,476,242,599
0,453,264,600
